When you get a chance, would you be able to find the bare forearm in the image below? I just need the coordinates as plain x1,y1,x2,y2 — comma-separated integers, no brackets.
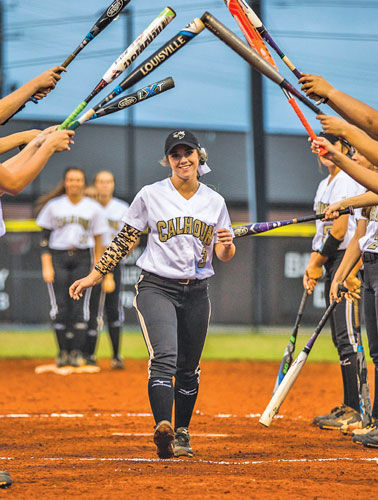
336,191,378,210
342,127,378,165
327,88,378,137
331,151,378,194
0,141,55,195
333,238,362,285
0,81,39,124
0,132,36,154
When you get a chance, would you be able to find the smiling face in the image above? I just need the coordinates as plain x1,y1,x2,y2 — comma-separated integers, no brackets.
64,169,85,197
168,145,200,182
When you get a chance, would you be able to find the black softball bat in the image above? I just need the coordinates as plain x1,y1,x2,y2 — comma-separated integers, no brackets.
60,0,131,70
233,208,352,238
67,77,175,129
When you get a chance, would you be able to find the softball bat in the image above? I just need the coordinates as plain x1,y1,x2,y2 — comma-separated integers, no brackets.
201,12,321,115
74,17,205,125
59,6,176,129
233,208,352,238
259,298,341,427
68,77,174,130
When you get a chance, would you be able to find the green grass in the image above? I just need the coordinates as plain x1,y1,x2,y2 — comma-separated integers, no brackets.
0,327,372,362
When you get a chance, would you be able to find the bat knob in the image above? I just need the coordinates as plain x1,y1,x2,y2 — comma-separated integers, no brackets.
337,284,348,297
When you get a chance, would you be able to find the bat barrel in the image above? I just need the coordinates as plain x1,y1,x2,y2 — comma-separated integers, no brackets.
201,12,284,87
259,351,308,427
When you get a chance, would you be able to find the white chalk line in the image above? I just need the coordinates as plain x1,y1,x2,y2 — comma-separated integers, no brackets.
0,456,377,466
0,412,285,420
112,433,230,437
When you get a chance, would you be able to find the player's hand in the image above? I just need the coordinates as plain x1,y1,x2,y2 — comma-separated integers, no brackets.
298,73,333,101
102,273,115,294
40,125,59,136
330,278,344,303
42,266,55,283
303,264,323,294
216,228,233,247
316,115,349,138
343,275,361,303
323,201,344,220
31,66,66,96
311,136,337,159
44,129,75,152
69,270,103,300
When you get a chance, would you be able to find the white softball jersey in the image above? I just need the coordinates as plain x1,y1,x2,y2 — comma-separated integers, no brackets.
36,195,108,250
0,200,5,238
101,197,129,246
358,206,378,254
312,171,365,252
122,178,233,280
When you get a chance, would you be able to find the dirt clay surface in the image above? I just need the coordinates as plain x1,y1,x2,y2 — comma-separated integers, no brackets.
0,359,377,499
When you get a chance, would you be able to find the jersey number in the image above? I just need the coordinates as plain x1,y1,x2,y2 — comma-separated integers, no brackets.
367,235,378,251
198,247,207,268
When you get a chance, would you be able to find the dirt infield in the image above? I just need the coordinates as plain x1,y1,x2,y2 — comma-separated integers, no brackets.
0,359,377,499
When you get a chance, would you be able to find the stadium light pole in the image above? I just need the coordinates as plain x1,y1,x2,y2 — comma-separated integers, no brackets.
121,8,136,202
247,0,266,325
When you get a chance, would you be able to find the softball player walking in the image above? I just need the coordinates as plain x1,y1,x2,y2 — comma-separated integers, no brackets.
70,130,235,459
84,171,130,369
304,133,365,430
36,167,107,368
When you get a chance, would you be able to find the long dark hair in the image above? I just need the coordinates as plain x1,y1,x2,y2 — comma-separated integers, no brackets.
35,167,87,215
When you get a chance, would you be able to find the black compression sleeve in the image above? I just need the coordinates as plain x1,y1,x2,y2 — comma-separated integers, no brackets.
319,232,343,259
40,228,51,254
95,224,141,276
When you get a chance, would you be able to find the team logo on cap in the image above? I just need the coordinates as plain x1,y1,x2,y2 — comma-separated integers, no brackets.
173,131,185,140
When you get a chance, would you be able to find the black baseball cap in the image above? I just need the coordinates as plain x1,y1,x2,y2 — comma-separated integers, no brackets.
164,130,200,155
319,131,354,157
319,131,339,145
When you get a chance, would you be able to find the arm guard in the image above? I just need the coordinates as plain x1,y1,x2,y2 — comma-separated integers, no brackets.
40,228,51,254
319,232,343,259
95,223,141,276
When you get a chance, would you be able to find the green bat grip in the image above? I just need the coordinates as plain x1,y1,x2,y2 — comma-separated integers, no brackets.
59,100,88,130
68,120,80,130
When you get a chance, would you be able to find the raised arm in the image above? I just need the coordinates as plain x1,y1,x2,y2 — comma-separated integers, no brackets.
0,66,66,124
298,73,378,138
312,137,378,194
0,129,41,154
316,115,378,166
0,129,74,195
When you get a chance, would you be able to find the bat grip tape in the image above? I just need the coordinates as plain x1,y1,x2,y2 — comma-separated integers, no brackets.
59,101,87,130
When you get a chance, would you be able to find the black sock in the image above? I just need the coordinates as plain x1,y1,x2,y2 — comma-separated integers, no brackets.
72,323,87,353
84,329,98,357
174,382,199,429
55,329,67,352
148,377,174,425
109,325,121,358
372,367,378,419
340,353,359,412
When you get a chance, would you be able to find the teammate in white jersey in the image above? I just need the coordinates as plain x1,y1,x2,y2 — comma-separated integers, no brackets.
304,133,365,430
321,152,378,446
69,130,235,459
36,167,107,368
84,171,130,369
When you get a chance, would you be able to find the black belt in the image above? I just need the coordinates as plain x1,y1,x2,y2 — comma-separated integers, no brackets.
51,248,90,257
362,252,378,263
141,270,207,286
